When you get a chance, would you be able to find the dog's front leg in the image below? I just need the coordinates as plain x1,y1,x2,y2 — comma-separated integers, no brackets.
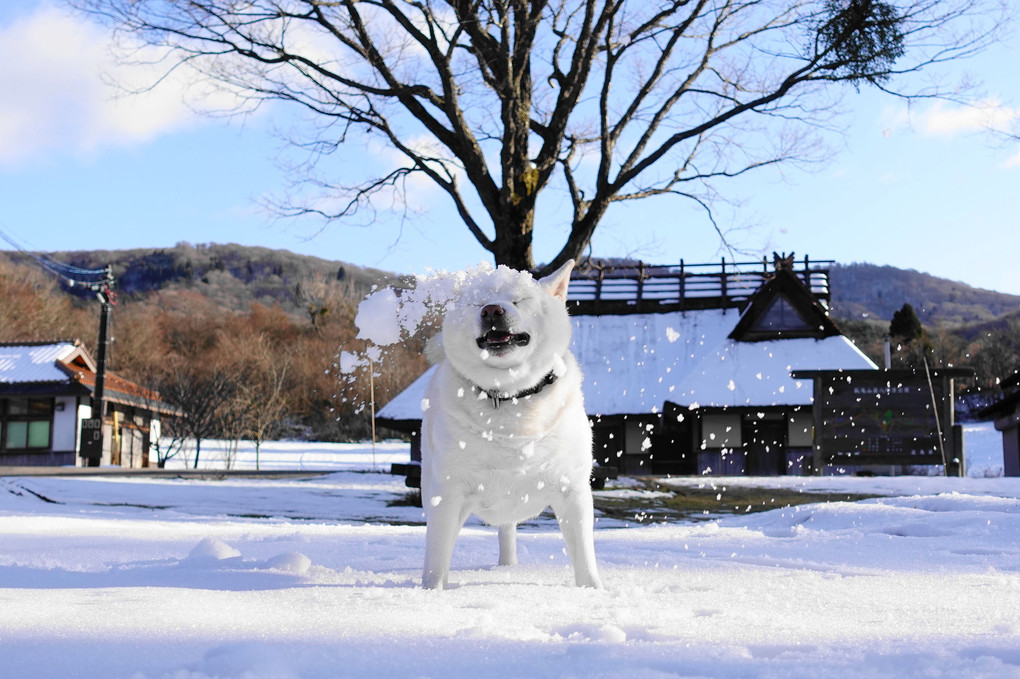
497,523,518,566
422,497,468,590
553,488,603,589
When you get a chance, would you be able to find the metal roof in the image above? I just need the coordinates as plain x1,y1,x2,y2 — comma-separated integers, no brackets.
0,342,80,384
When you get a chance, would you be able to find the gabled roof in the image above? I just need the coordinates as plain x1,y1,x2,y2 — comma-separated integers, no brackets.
377,307,878,423
728,267,842,342
0,340,95,384
377,256,874,424
58,360,165,406
0,340,175,414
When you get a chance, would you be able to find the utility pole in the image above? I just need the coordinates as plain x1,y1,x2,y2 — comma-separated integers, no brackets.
0,228,118,466
80,267,117,467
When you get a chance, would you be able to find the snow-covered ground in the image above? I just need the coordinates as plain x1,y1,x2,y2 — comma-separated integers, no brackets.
1,423,1018,679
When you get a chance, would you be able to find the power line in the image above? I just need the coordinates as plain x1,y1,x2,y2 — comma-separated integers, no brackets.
1,222,118,467
0,224,114,293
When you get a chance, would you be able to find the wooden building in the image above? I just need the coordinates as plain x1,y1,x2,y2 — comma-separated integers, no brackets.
981,367,1020,477
0,340,176,467
379,254,887,478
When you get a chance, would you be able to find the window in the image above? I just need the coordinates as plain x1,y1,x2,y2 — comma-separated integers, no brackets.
2,398,53,450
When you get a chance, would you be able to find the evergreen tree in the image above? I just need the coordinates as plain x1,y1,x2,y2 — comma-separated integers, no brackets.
889,303,924,343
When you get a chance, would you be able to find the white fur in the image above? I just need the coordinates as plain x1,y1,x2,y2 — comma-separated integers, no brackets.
420,261,602,590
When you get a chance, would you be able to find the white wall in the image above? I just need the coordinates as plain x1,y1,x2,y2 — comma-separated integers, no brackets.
51,397,79,452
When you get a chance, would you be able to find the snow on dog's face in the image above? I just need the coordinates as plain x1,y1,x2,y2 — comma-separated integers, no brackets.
440,262,574,393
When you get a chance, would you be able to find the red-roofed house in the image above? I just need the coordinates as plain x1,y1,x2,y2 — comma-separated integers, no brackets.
0,340,176,467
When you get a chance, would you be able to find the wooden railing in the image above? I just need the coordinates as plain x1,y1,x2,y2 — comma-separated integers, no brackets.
567,256,833,315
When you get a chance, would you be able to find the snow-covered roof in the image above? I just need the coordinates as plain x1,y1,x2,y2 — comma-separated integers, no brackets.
571,309,734,415
0,341,82,384
669,335,877,409
0,340,177,412
377,308,879,422
379,367,435,421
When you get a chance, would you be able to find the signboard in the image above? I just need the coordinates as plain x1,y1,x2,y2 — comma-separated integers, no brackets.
80,418,103,460
792,368,973,473
817,375,942,462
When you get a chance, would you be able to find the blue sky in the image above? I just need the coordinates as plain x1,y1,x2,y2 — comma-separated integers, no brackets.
2,1,1019,297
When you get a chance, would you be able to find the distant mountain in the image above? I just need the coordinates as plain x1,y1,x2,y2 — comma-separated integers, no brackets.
33,242,398,317
829,263,1020,327
22,245,1020,329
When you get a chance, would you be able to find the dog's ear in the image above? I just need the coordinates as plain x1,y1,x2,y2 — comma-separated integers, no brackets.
539,260,574,301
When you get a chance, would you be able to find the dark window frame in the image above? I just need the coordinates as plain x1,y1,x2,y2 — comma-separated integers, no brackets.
1,397,55,451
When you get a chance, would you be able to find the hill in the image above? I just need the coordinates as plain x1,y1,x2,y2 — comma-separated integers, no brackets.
42,242,398,317
829,262,1020,326
17,246,1018,328
5,245,1018,414
0,243,424,444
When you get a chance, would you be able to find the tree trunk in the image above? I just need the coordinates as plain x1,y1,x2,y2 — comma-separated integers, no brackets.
489,2,539,274
491,212,535,272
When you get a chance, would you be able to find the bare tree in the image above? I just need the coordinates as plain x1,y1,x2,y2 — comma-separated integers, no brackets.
151,418,188,468
230,335,293,470
158,360,240,468
0,255,92,341
295,272,356,335
78,0,1000,274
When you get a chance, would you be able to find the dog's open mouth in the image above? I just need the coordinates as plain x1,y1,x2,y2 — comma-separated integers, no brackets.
476,330,531,351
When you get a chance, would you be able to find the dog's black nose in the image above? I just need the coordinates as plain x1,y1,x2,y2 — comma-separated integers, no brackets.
481,304,505,321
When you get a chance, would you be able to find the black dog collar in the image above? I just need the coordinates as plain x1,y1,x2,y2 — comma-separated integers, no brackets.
476,371,559,409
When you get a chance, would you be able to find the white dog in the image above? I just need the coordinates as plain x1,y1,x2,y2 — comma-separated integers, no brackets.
420,260,602,590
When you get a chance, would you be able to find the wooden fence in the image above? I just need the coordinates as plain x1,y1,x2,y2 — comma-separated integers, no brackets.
567,256,833,314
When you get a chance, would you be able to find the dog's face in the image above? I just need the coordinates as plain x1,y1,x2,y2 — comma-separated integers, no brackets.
440,262,574,392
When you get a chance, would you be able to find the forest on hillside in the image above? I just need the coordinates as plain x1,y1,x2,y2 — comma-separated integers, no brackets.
0,244,428,452
2,245,1019,449
829,263,1020,325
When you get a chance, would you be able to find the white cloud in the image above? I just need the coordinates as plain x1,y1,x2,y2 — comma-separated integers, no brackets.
881,99,1020,140
917,99,1019,137
0,4,239,165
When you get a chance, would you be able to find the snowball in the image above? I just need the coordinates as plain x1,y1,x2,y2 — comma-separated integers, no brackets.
337,351,366,375
355,288,402,345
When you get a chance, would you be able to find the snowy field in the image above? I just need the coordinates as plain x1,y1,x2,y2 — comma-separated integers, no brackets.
1,423,1018,679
